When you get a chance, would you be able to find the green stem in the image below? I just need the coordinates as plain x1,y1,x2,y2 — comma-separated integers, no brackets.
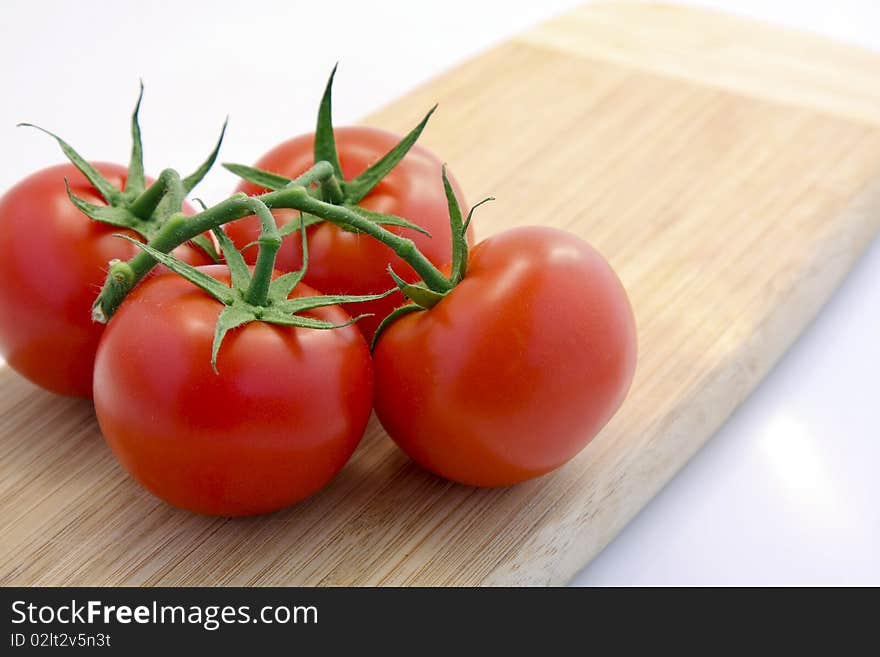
287,160,335,189
92,161,450,322
242,198,281,306
129,168,182,220
292,194,452,292
320,175,344,204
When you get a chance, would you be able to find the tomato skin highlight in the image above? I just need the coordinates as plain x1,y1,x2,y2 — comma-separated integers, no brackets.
373,226,637,487
93,266,374,516
227,126,471,340
0,162,210,397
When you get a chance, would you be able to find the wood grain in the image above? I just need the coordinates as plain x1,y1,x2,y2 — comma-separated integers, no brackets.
3,1,880,585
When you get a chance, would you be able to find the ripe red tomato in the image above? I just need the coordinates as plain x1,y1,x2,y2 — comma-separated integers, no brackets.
93,265,373,516
373,226,637,487
227,126,471,340
0,162,211,397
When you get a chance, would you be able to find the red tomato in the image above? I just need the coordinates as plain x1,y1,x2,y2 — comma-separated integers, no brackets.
227,126,471,340
0,162,211,397
373,226,637,487
93,265,373,516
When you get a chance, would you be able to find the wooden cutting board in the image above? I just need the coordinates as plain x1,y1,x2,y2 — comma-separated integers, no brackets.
3,2,880,586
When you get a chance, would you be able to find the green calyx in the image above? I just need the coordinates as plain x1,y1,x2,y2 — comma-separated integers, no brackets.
368,167,494,349
121,197,392,373
222,64,437,226
20,82,225,261
385,166,494,307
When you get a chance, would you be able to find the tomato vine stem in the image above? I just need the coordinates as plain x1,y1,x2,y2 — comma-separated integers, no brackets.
129,168,183,222
92,160,452,322
243,197,282,307
320,174,345,205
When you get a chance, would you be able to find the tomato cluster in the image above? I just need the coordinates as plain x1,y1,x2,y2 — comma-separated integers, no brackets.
0,75,636,517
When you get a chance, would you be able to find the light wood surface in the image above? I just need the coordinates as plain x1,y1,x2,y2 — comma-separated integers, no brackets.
3,2,880,586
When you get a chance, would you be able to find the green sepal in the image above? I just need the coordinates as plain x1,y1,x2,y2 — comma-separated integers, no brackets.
387,265,446,309
212,225,251,290
440,163,495,286
19,123,123,206
314,64,344,183
189,234,221,263
344,105,437,205
211,305,256,373
125,81,146,197
64,179,154,236
222,163,292,191
463,196,494,233
343,205,432,237
221,162,337,195
370,303,422,351
274,288,394,316
116,234,235,304
181,117,228,194
442,165,468,285
268,270,306,300
259,308,368,331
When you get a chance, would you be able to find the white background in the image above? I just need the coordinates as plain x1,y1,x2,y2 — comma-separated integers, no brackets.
0,1,878,585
